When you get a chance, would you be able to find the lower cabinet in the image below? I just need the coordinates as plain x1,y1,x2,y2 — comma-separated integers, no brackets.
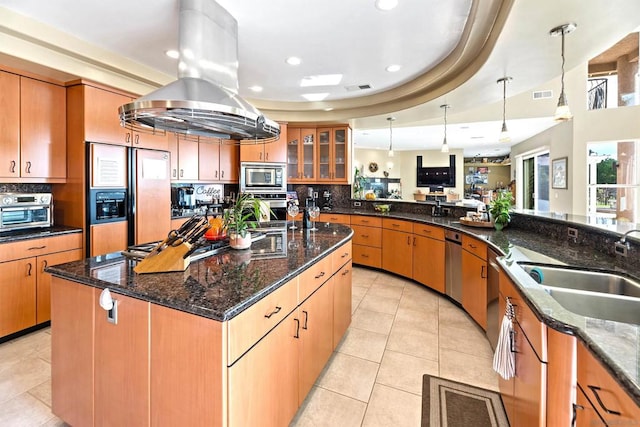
411,224,445,293
0,258,36,337
90,221,128,257
352,216,382,268
461,238,488,329
382,227,413,277
333,261,352,348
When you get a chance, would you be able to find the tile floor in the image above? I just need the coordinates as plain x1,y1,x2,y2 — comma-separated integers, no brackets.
0,266,498,427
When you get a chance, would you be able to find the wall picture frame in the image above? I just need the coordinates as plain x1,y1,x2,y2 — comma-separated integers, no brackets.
552,157,568,189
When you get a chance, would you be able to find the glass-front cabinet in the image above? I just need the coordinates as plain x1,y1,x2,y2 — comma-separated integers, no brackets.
287,127,316,182
317,126,348,183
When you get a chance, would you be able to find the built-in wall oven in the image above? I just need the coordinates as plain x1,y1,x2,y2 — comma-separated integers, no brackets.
240,162,287,194
0,193,53,231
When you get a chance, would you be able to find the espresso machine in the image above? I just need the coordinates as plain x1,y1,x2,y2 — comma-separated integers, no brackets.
321,190,333,211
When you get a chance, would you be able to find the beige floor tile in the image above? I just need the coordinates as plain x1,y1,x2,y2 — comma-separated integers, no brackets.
439,347,500,392
336,327,388,363
28,380,52,408
291,386,367,427
386,326,439,361
376,350,438,395
0,393,56,427
362,383,421,427
0,357,51,405
373,274,407,289
0,330,51,370
351,309,394,335
439,322,494,359
39,418,67,427
366,282,404,300
352,285,368,313
393,305,439,335
316,353,379,402
439,299,477,330
400,284,440,310
358,294,400,315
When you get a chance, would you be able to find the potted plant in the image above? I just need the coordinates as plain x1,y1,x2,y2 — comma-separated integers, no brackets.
489,191,513,231
222,193,265,249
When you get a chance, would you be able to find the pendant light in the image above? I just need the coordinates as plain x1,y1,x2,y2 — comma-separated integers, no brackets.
550,23,577,121
497,77,512,142
440,104,450,153
387,117,395,157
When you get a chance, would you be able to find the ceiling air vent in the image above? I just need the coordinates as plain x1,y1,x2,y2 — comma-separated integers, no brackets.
345,84,373,92
532,90,553,100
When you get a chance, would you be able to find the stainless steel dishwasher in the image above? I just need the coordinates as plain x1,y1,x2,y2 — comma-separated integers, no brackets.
444,230,462,303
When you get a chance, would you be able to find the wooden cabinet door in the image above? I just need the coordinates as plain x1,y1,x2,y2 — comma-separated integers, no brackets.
239,142,264,162
177,138,199,180
83,85,130,145
264,124,287,162
412,235,445,293
0,70,20,178
95,292,150,427
37,249,83,324
133,129,169,151
134,149,171,245
90,221,129,256
168,135,179,180
577,342,640,425
462,249,487,329
513,321,547,427
317,128,331,181
0,257,36,336
576,385,607,426
333,262,352,349
382,229,412,277
331,127,348,182
228,312,299,427
497,290,516,426
300,128,316,180
20,77,66,179
219,143,239,182
199,141,221,181
287,127,301,181
299,280,334,403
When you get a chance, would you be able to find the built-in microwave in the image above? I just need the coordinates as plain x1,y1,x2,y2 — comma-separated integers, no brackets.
240,162,287,193
0,193,53,231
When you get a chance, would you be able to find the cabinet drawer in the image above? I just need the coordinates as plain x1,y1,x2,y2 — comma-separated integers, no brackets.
353,244,381,268
318,213,350,225
382,218,412,233
351,225,382,247
462,235,487,259
227,277,298,364
0,232,82,263
332,240,352,270
350,215,381,227
412,223,445,240
299,255,332,303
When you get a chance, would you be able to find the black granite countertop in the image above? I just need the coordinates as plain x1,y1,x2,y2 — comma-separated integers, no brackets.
46,224,353,322
0,225,82,244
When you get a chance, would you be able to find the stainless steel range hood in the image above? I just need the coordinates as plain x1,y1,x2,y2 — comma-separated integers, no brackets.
119,0,279,141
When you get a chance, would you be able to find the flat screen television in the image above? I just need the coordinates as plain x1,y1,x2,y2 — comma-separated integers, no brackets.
416,166,454,187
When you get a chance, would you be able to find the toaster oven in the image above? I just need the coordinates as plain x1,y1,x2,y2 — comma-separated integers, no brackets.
0,193,53,231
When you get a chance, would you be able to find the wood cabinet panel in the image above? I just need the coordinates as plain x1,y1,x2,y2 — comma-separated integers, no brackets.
240,123,287,163
462,249,487,329
382,228,412,277
240,142,265,162
412,223,445,240
94,293,149,427
351,215,382,227
227,277,298,364
0,232,82,263
299,254,332,302
90,221,128,257
546,328,576,427
20,76,66,179
318,213,350,225
0,257,36,336
513,321,547,427
199,141,221,181
219,142,239,182
333,262,352,348
176,137,199,180
37,249,83,323
51,278,94,427
353,244,381,268
332,240,352,271
0,70,20,178
576,384,607,426
412,235,445,293
82,85,130,145
134,149,171,245
150,304,223,427
316,126,348,183
351,225,382,247
382,218,413,233
462,235,487,259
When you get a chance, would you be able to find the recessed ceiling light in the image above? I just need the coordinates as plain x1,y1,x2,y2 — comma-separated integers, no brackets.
302,93,329,101
249,85,263,92
324,107,334,111
300,74,343,87
165,49,179,59
286,56,302,66
375,0,398,11
386,64,401,72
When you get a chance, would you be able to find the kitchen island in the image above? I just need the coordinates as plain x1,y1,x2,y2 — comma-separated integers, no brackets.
46,223,353,427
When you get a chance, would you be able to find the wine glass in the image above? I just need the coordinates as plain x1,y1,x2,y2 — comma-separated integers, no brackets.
309,205,320,231
287,202,299,230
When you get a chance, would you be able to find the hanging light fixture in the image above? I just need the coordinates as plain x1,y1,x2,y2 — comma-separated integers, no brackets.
440,104,450,153
387,117,395,157
497,76,512,142
550,23,577,121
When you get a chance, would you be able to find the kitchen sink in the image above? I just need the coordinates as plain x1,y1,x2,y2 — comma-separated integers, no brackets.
518,263,640,325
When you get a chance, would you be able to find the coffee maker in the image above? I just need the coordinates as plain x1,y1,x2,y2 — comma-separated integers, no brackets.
321,190,333,211
171,186,195,211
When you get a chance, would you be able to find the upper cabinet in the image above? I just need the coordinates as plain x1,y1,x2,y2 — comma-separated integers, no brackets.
0,72,66,181
168,135,198,181
240,123,287,163
287,125,350,184
68,83,168,151
199,140,239,183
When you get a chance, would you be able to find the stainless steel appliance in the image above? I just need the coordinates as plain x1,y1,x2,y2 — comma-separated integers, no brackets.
0,193,53,231
444,229,462,303
240,162,287,194
88,190,127,224
247,193,288,220
486,248,501,350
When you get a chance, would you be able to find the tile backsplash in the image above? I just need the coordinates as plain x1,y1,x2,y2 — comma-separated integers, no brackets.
0,184,52,193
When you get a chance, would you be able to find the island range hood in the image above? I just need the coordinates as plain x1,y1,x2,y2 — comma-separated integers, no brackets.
119,0,280,141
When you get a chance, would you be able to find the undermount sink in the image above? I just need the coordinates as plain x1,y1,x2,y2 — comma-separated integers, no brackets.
517,262,640,325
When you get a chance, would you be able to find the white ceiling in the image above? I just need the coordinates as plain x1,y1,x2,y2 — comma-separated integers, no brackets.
0,0,639,156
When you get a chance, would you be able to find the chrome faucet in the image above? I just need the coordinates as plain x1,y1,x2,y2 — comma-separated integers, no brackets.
614,229,640,257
